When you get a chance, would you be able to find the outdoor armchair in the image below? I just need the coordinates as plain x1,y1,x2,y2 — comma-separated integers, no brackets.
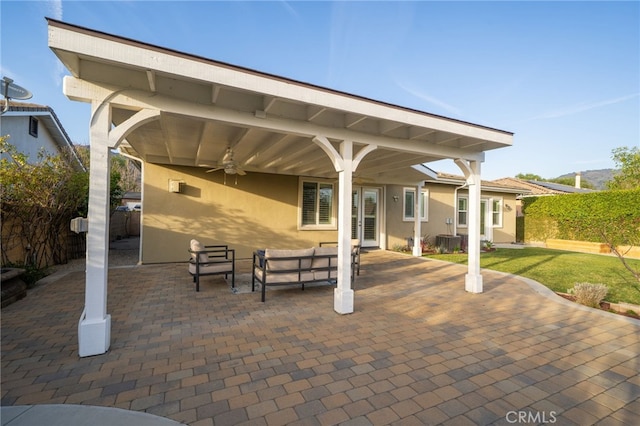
188,239,235,291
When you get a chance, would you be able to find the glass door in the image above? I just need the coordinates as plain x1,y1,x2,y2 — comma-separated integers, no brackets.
480,199,493,241
352,187,380,247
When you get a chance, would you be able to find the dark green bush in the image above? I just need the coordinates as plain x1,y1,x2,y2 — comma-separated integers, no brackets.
523,189,640,244
515,216,525,242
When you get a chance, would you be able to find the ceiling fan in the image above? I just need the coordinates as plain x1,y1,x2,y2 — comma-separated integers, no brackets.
204,147,246,175
201,147,246,184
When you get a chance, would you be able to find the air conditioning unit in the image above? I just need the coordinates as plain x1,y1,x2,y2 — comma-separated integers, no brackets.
168,179,185,193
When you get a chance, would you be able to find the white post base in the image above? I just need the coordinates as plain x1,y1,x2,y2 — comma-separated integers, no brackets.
78,309,111,357
334,288,354,314
465,274,484,293
412,246,422,257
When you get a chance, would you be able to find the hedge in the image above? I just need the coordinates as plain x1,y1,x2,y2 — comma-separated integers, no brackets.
522,189,640,245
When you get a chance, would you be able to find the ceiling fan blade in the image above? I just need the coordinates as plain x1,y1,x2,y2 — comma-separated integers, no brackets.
237,169,247,176
205,167,223,173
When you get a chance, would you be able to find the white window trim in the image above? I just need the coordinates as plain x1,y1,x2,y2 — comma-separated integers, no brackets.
298,178,337,230
491,197,503,228
457,195,503,229
457,195,468,228
402,187,428,222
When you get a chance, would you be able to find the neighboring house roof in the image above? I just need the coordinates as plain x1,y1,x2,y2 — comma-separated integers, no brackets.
0,100,85,171
427,172,532,195
527,180,595,194
491,177,595,195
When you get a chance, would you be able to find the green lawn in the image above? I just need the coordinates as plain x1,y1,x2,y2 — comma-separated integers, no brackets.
425,247,640,306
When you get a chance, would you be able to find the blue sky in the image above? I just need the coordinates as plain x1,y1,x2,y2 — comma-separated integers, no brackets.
1,1,638,181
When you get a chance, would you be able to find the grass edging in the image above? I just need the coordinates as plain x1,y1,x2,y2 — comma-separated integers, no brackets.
486,269,640,325
422,247,640,305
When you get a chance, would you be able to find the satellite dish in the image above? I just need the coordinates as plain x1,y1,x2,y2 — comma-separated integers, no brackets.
2,77,33,114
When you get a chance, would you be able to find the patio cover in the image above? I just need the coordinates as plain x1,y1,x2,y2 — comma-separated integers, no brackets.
47,19,513,357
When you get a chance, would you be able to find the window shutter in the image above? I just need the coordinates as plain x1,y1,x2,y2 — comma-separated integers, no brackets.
318,183,333,224
302,182,317,225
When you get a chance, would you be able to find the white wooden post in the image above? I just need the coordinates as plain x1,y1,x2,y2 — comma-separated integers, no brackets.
335,140,355,314
412,182,423,257
465,160,483,293
455,158,483,293
78,100,112,357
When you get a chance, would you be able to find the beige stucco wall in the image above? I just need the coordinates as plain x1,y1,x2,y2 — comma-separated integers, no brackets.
385,183,518,249
385,184,458,249
141,164,338,263
142,163,520,262
454,189,518,244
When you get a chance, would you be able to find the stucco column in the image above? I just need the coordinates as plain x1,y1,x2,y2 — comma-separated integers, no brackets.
78,100,112,357
412,182,423,257
455,158,483,293
335,140,355,314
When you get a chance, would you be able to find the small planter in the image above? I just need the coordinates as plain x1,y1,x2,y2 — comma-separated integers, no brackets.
1,268,27,308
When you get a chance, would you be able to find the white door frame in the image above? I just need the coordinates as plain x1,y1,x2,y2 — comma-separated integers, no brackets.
480,198,494,242
352,186,383,248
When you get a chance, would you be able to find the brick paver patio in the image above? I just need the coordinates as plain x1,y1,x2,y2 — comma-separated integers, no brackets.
2,250,639,425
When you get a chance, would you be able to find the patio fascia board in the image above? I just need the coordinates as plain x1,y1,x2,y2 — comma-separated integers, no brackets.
48,19,513,149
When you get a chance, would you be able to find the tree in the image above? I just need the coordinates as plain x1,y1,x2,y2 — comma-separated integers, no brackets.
74,145,128,212
1,137,89,267
547,176,595,189
516,173,595,189
608,146,640,190
111,153,141,193
516,173,544,181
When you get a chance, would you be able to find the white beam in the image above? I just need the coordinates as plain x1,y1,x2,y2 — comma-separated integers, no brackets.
62,78,489,162
211,85,221,104
146,70,156,92
108,108,161,148
345,113,367,128
307,105,327,121
312,135,344,172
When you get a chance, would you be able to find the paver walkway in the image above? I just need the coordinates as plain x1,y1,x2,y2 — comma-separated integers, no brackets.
2,250,639,425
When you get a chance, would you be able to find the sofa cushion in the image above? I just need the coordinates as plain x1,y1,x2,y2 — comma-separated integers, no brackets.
314,269,337,281
311,246,338,269
265,248,314,271
189,261,232,275
190,239,208,263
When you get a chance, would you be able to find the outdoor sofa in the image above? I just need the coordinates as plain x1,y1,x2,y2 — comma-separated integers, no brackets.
252,246,357,302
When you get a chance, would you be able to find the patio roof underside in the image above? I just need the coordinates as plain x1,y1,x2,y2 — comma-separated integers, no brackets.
49,19,513,183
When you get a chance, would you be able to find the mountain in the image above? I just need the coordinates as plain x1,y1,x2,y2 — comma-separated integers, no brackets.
556,169,615,190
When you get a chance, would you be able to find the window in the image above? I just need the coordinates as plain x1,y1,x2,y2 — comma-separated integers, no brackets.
492,198,503,227
29,116,38,137
300,179,335,229
457,196,502,228
457,196,468,227
403,188,428,221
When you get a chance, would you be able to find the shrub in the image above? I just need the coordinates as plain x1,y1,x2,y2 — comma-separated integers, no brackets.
392,244,411,253
568,282,608,308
